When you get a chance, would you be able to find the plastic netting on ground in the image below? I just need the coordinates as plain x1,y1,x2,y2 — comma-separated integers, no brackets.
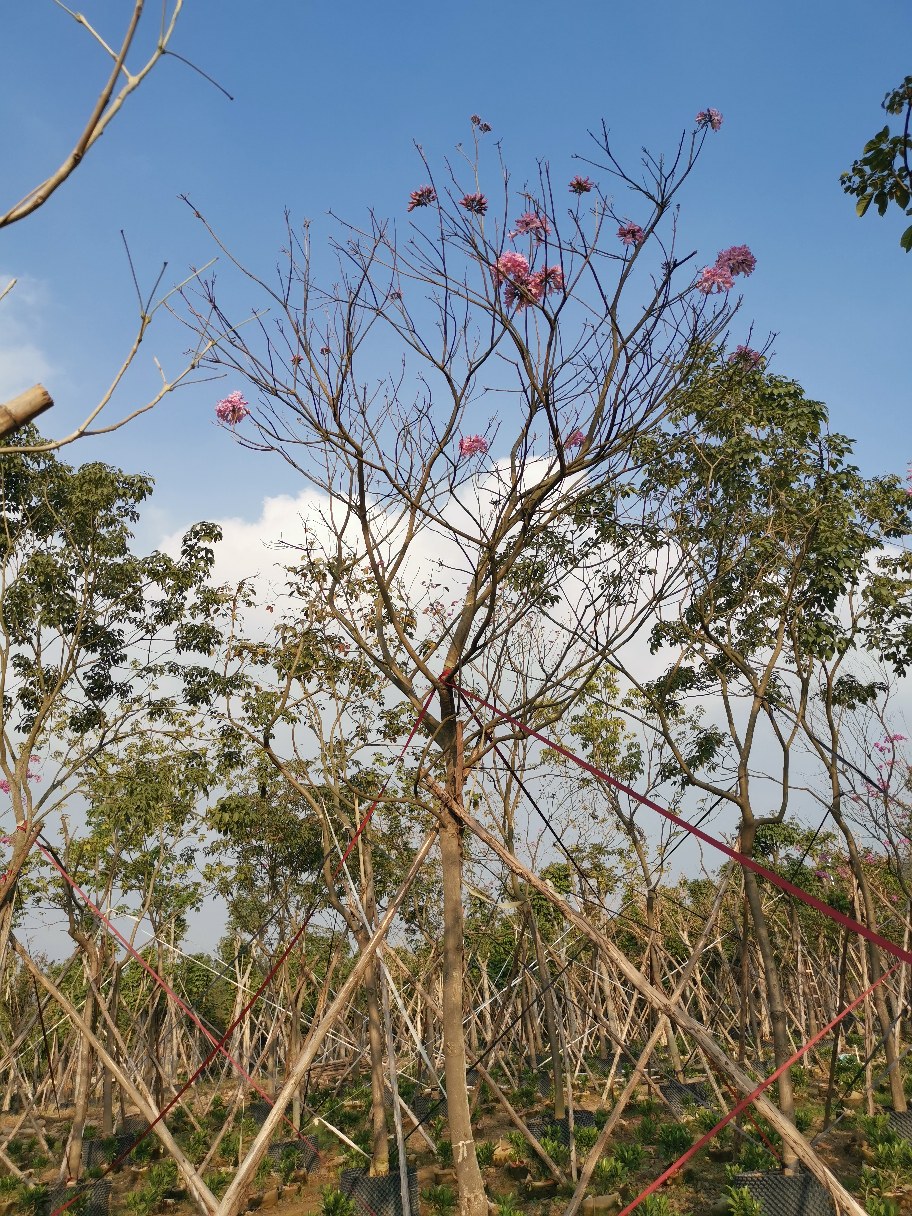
42,1180,111,1216
528,1108,597,1147
733,1170,836,1216
410,1092,447,1122
246,1099,273,1126
339,1166,418,1216
889,1110,912,1141
659,1080,711,1117
80,1134,133,1169
265,1135,320,1172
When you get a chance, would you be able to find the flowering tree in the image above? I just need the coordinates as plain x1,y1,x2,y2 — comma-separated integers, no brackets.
185,110,752,1215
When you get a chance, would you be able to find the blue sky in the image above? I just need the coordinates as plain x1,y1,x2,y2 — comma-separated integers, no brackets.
1,0,910,547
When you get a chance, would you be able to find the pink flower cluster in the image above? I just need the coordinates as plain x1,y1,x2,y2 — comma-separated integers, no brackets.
873,734,907,752
716,245,757,277
697,265,734,294
696,245,756,294
905,462,912,497
407,185,437,212
511,211,551,241
617,222,645,247
459,435,489,457
460,193,488,215
696,108,724,131
564,429,586,449
215,391,250,425
495,252,564,310
728,345,763,367
569,176,594,195
0,756,41,795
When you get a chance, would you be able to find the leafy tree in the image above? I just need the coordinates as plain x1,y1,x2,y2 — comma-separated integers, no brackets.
186,108,749,1216
0,434,229,1160
842,74,912,251
615,355,912,1145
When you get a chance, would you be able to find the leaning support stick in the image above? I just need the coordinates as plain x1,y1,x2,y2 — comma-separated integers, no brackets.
215,828,439,1216
12,934,219,1216
0,385,53,438
424,776,868,1216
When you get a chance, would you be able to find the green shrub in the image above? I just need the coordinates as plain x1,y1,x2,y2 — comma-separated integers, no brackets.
204,1168,234,1199
637,1114,658,1144
866,1199,899,1216
506,1131,528,1161
637,1196,673,1216
15,1183,48,1216
422,1183,457,1214
738,1139,776,1172
656,1122,692,1157
614,1142,644,1170
592,1156,625,1188
475,1140,494,1167
494,1195,523,1216
726,1185,763,1216
320,1185,357,1216
574,1124,600,1151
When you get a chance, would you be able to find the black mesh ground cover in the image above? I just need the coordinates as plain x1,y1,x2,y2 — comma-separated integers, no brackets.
340,1166,418,1216
116,1114,149,1138
81,1133,134,1169
266,1136,320,1173
247,1099,273,1126
659,1080,711,1117
890,1111,912,1141
40,1181,111,1216
528,1109,597,1148
410,1092,447,1122
732,1170,835,1216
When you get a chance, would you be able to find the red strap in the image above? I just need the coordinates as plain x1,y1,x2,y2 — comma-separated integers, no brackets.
615,962,898,1216
47,680,439,1216
455,684,912,967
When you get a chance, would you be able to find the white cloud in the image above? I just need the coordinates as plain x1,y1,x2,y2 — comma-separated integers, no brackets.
0,273,54,402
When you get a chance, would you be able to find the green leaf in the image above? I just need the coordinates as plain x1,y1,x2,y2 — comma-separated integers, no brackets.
900,223,912,252
856,194,874,217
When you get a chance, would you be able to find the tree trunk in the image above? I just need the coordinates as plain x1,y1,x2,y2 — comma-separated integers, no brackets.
742,867,798,1172
439,809,488,1216
530,916,565,1120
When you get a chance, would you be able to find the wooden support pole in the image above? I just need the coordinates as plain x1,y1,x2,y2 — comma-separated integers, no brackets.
0,385,53,438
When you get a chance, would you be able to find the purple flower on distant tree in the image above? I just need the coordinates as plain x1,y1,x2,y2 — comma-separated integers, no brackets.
617,222,645,247
407,185,437,212
215,391,250,425
716,245,757,277
696,108,724,131
564,429,586,449
569,176,594,194
460,192,488,215
696,265,734,294
459,435,489,457
511,211,551,241
728,345,763,367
